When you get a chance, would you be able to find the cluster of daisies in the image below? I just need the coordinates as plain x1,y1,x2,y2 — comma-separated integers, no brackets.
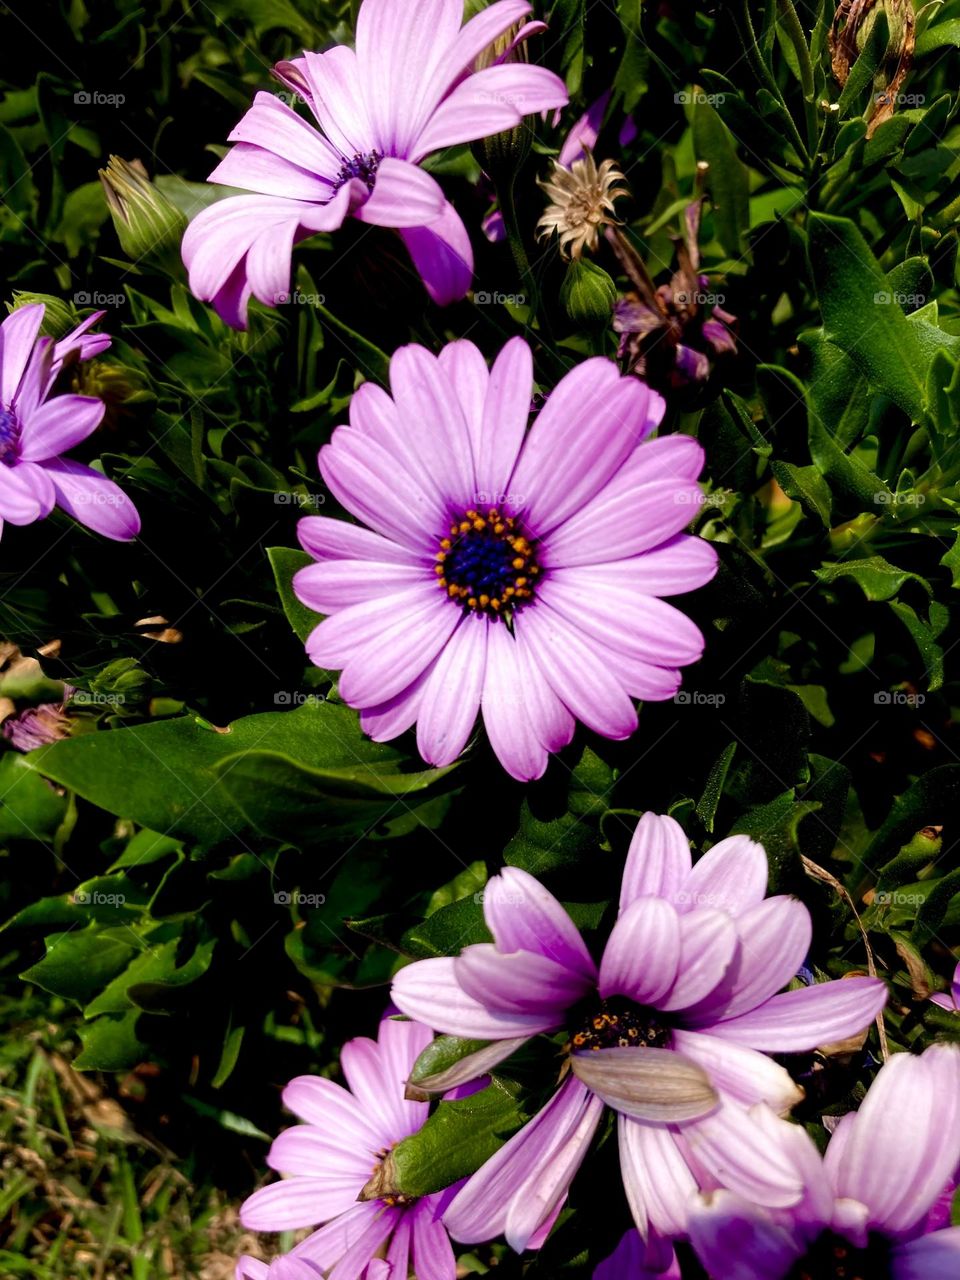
237,814,960,1280
5,1,956,1275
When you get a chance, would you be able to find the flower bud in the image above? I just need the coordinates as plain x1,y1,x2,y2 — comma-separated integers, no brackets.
10,292,79,339
470,23,541,184
99,156,187,272
560,259,618,327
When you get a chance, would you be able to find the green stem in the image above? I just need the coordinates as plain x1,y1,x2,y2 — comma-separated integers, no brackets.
499,174,540,323
777,0,818,155
733,0,810,167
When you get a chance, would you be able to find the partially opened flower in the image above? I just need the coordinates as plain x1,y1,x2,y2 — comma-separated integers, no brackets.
292,337,717,780
1,684,74,752
688,1044,960,1280
391,812,888,1247
0,304,140,542
239,1016,458,1280
182,0,567,325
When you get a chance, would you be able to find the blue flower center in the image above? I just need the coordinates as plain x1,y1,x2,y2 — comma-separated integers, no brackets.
789,1231,890,1279
435,507,540,617
333,150,382,193
0,406,20,463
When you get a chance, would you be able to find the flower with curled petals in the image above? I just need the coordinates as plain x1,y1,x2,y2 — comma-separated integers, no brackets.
182,0,567,326
0,303,139,543
391,812,888,1249
292,337,716,780
239,1016,458,1280
687,1043,960,1280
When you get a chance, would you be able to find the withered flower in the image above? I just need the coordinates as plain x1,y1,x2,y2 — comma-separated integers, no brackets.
537,152,629,260
830,0,915,137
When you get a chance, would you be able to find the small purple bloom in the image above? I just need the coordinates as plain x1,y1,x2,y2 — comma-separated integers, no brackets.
0,304,139,542
929,959,960,1012
2,684,74,752
292,338,717,780
182,0,568,326
688,1044,960,1280
239,1016,458,1280
391,812,888,1248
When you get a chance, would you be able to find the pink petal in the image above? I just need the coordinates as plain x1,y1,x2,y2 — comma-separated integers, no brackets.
598,897,681,1004
660,909,739,1012
335,592,460,707
389,344,475,502
281,1075,386,1152
443,1076,603,1249
617,1117,699,1238
512,620,576,753
240,1178,350,1230
483,865,595,978
18,395,105,462
682,1103,805,1207
477,336,532,500
340,1019,431,1145
222,91,340,182
518,601,638,739
361,665,432,742
455,943,589,1018
326,1200,400,1280
40,457,139,540
620,812,693,909
305,583,445,668
290,1201,384,1270
10,461,56,516
411,1200,456,1280
558,91,612,167
299,47,376,157
544,477,703,569
416,615,486,766
411,64,568,159
829,1044,960,1235
555,534,718,598
267,1127,372,1182
680,834,769,917
298,515,418,566
670,1030,804,1113
400,202,473,306
391,956,550,1040
687,1189,803,1280
293,559,424,613
0,304,44,406
707,977,888,1051
354,158,447,228
0,465,43,525
480,619,550,780
437,339,488,456
893,1228,960,1280
540,577,706,667
512,360,661,536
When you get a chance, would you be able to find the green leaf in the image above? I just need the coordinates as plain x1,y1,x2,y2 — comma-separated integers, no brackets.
771,461,833,526
267,545,322,643
0,753,68,841
888,599,948,689
21,927,137,1005
815,555,932,602
692,96,750,257
28,701,453,848
696,742,737,833
505,747,615,877
807,213,926,420
392,1079,528,1197
400,895,491,959
74,1011,148,1071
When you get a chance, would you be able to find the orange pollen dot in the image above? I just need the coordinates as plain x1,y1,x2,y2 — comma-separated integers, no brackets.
434,505,541,618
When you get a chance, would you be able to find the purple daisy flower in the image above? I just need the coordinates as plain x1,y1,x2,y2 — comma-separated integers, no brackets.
237,1258,389,1280
239,1016,459,1280
391,812,888,1248
292,338,717,780
0,304,140,542
687,1044,960,1280
182,0,568,326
